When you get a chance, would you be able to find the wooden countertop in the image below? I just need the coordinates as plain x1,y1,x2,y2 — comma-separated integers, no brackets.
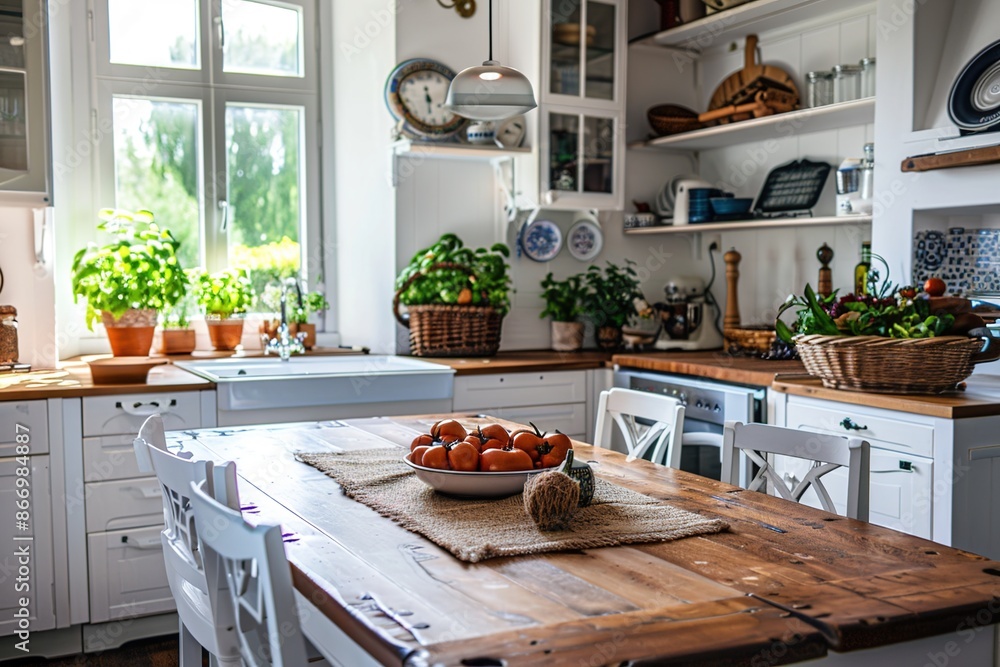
612,351,806,387
0,357,212,401
772,375,1000,419
177,416,1000,665
419,350,612,375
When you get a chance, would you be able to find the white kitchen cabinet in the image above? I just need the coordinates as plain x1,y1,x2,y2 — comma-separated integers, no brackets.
776,392,1000,559
454,370,593,441
87,526,173,624
539,0,627,209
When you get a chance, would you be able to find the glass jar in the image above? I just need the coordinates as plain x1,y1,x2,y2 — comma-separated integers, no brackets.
859,57,876,98
832,64,862,103
0,306,17,364
806,71,834,108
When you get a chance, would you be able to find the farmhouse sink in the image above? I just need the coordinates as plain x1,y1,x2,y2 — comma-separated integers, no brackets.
174,355,455,419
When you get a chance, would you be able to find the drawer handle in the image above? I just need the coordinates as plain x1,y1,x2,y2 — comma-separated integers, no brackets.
872,461,915,474
115,398,178,416
121,535,161,550
124,485,163,499
840,417,868,431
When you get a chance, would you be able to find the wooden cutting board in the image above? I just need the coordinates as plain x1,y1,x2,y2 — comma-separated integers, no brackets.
708,35,799,115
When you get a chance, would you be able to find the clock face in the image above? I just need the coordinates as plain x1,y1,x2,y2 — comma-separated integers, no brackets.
385,59,467,139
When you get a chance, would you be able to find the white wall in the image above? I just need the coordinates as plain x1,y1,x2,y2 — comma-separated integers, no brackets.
0,207,55,367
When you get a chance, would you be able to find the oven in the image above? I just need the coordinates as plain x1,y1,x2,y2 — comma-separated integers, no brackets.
612,369,765,482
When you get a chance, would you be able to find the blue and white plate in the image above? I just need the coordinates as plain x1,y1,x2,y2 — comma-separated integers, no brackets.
521,218,562,262
567,219,603,261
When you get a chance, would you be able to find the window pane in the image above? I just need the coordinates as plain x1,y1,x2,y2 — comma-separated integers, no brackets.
112,97,203,271
108,0,199,69
222,0,303,77
226,105,303,296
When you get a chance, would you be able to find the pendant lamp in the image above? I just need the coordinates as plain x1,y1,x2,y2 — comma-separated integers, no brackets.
444,0,537,121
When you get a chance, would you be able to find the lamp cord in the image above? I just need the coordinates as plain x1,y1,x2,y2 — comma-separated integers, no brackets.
488,0,493,61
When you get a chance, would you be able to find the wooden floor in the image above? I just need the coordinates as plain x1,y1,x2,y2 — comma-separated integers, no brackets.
6,636,183,666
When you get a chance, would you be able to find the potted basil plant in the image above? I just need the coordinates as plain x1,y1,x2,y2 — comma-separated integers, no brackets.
539,272,586,352
157,295,197,355
71,208,188,356
289,289,330,350
581,260,644,350
194,267,256,351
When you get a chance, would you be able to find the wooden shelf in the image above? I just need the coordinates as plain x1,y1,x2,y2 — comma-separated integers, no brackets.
632,0,875,53
392,139,531,161
623,215,872,235
629,98,874,152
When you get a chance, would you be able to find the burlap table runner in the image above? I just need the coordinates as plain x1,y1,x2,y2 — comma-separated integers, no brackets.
297,448,728,563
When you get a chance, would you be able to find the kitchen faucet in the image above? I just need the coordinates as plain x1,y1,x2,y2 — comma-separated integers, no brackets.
262,278,305,361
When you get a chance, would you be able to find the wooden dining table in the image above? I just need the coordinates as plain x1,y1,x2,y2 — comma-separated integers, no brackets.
169,415,1000,667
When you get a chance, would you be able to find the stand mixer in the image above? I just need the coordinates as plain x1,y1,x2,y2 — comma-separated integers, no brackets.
653,276,724,350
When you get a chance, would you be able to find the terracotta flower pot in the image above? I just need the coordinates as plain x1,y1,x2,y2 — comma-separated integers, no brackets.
158,328,196,355
102,309,156,357
206,318,245,351
259,318,282,341
597,325,623,351
551,321,584,352
295,323,316,349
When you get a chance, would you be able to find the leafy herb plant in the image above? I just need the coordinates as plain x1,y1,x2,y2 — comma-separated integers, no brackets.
776,253,955,342
194,267,256,319
71,208,188,330
581,260,644,329
539,272,585,322
396,233,512,315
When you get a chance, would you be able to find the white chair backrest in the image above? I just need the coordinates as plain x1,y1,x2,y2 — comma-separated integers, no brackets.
134,415,242,665
189,479,309,667
721,421,870,521
593,388,685,467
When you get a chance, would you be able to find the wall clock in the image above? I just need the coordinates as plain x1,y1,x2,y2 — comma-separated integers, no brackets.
385,59,467,139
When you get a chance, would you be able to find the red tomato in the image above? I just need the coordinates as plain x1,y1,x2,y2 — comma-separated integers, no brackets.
421,445,450,470
480,445,534,472
924,277,947,297
538,431,573,468
410,433,434,452
431,419,468,441
446,441,480,471
410,445,431,466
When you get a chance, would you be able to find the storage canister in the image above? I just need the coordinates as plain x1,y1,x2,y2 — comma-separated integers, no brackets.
0,305,17,364
832,64,862,103
860,57,876,98
806,71,833,108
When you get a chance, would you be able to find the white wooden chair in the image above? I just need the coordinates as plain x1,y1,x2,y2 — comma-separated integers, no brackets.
134,415,242,667
189,478,311,667
593,388,686,467
721,420,871,521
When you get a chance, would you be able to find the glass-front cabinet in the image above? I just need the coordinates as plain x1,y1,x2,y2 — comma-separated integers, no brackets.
0,0,49,202
541,0,625,209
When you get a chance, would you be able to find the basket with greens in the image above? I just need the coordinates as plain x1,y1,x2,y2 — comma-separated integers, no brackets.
393,234,511,357
776,254,999,394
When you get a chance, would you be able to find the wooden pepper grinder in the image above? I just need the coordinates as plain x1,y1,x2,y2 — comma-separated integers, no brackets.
817,243,834,297
723,248,741,330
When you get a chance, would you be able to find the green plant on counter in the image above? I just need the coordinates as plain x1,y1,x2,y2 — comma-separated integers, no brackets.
161,291,196,329
539,272,585,322
70,208,189,330
396,233,512,315
581,260,644,329
290,290,330,324
776,253,955,343
193,267,256,319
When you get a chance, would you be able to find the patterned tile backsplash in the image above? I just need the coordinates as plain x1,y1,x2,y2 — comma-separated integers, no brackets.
913,227,1000,295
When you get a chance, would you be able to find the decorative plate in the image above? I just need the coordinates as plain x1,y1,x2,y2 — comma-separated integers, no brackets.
566,219,603,261
520,218,562,262
384,58,467,139
404,453,546,498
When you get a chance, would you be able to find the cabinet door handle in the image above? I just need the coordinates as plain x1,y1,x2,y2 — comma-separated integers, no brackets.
124,484,163,499
872,461,915,474
840,417,868,431
115,398,177,416
121,535,161,550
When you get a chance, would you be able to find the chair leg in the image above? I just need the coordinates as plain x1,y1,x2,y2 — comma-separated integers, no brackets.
178,620,203,667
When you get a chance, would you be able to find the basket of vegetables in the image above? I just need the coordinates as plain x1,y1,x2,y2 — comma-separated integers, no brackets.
394,234,511,357
776,260,999,394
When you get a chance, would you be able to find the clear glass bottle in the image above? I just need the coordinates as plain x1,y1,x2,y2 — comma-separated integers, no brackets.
854,241,872,295
859,57,876,98
859,143,875,201
806,71,833,108
832,64,862,103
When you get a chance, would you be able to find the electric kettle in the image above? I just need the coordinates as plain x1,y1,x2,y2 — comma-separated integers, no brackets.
673,178,713,225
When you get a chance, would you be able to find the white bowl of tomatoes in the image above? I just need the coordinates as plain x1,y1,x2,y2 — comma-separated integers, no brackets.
404,419,574,499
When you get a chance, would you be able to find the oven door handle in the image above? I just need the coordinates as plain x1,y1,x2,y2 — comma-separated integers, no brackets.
681,432,724,449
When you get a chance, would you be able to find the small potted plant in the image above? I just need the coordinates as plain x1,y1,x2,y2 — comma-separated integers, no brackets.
289,288,330,350
194,267,256,351
581,260,644,350
71,208,188,356
157,295,197,355
539,272,586,352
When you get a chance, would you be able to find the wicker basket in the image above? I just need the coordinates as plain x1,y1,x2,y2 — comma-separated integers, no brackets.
794,332,999,394
393,262,503,357
724,325,776,355
647,104,703,137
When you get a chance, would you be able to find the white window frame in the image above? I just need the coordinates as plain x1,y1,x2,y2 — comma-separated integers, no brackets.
90,0,321,282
